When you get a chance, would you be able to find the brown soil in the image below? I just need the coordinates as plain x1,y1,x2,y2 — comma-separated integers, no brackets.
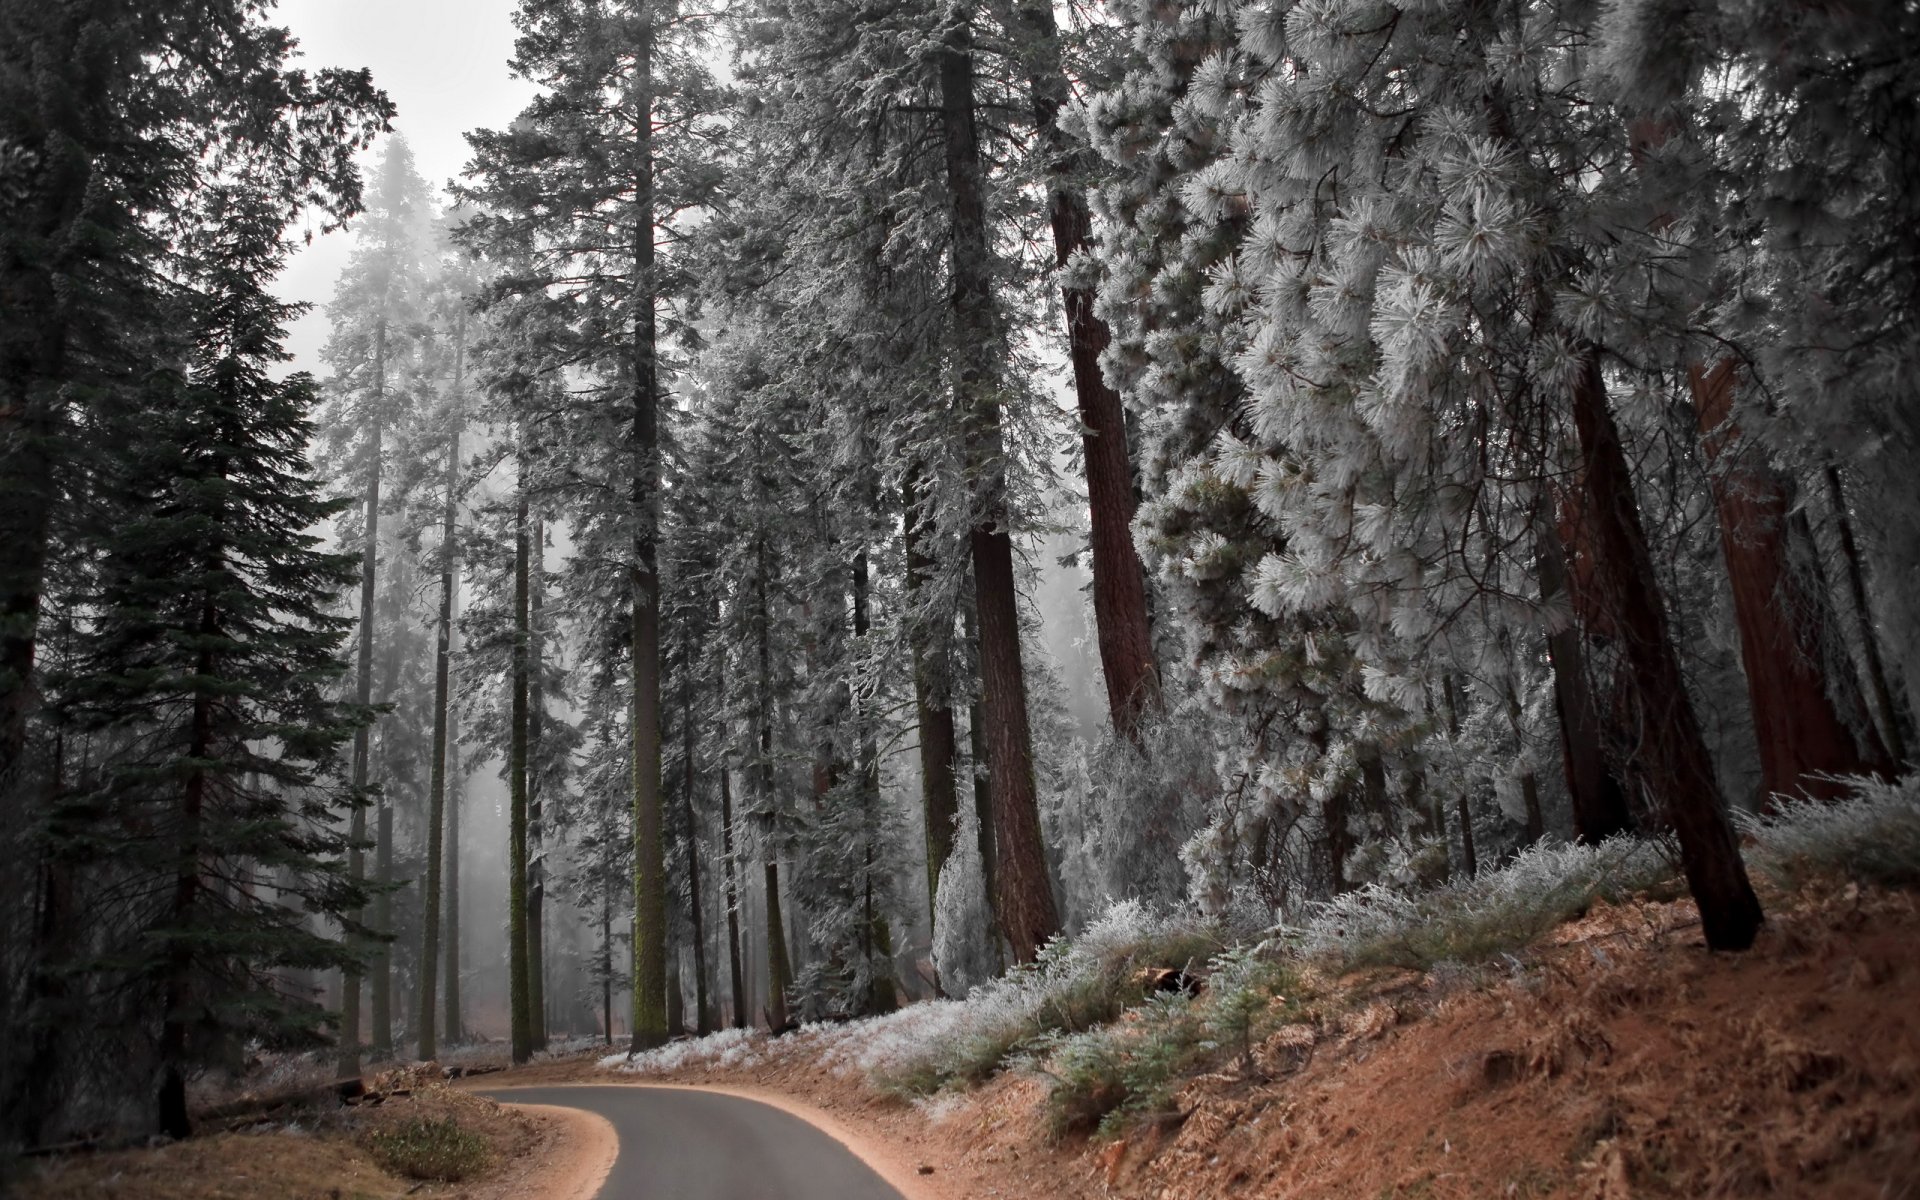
17,1076,558,1200
505,883,1920,1200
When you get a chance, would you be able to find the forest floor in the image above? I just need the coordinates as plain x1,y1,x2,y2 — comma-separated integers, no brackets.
14,1065,612,1200
504,880,1920,1200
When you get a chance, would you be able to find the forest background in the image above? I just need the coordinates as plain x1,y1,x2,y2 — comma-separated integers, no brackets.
1,0,1914,1149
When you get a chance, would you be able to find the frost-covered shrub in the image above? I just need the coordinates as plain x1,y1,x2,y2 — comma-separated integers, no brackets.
1741,774,1920,888
1294,837,1673,971
601,1026,770,1075
1033,945,1300,1138
874,900,1221,1095
1033,992,1207,1138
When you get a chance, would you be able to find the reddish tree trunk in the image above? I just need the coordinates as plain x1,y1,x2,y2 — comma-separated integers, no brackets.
1690,360,1889,803
1013,0,1160,740
1569,352,1762,951
1536,518,1637,842
940,17,1060,963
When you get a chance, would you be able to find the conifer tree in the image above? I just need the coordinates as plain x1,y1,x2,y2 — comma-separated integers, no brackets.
59,181,372,1137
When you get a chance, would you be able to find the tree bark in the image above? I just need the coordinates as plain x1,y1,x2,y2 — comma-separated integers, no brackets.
1569,351,1762,950
628,13,669,1052
528,517,547,1051
939,6,1060,962
1536,518,1637,842
339,319,386,1080
509,490,533,1065
763,859,793,1030
417,319,462,1060
1691,360,1890,802
902,474,960,925
1011,0,1160,740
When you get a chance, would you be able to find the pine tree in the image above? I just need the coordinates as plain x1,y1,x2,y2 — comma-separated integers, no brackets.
58,181,372,1137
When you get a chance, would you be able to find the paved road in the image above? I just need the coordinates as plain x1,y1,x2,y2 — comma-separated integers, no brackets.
483,1085,906,1200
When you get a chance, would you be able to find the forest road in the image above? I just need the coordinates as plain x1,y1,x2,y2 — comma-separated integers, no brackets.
480,1084,908,1200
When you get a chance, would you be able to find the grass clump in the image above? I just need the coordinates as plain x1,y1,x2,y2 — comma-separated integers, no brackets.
364,1115,489,1182
1741,773,1920,888
1295,837,1673,973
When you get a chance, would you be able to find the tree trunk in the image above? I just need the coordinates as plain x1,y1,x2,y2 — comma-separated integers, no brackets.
509,490,533,1065
1536,518,1637,842
1691,360,1890,803
720,759,747,1028
940,8,1058,963
160,572,223,1139
417,322,462,1060
339,320,386,1080
961,601,997,920
628,13,668,1052
371,796,394,1061
852,550,897,1014
763,860,792,1030
1011,0,1160,740
902,473,959,924
444,694,463,1046
1826,466,1910,763
528,517,547,1051
680,651,713,1036
1569,351,1761,951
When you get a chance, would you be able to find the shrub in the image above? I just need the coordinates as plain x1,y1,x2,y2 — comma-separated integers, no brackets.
1741,773,1920,888
1034,945,1303,1139
1035,992,1207,1138
861,900,1222,1096
1293,837,1673,972
364,1116,489,1181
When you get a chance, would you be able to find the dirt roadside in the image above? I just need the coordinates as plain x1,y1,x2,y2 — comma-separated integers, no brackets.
471,886,1920,1200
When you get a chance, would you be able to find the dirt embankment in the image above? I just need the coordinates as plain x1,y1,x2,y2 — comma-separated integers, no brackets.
553,885,1919,1200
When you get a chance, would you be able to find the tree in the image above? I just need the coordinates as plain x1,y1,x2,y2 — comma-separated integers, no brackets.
317,136,438,1071
0,3,388,1140
57,181,372,1137
462,0,726,1051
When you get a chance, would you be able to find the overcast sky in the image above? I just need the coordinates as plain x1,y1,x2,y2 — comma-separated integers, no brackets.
273,0,537,373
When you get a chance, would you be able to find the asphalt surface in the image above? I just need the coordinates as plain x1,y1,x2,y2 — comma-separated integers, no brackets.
482,1085,907,1200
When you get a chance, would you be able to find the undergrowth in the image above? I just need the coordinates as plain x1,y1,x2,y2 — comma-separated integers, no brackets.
1742,772,1920,888
612,789,1920,1143
1032,948,1307,1138
865,902,1224,1096
1292,836,1674,972
363,1115,489,1181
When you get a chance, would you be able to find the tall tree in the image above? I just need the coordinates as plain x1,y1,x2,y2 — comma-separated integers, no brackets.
1007,0,1160,740
417,306,466,1060
938,3,1060,963
59,180,373,1137
0,7,386,1137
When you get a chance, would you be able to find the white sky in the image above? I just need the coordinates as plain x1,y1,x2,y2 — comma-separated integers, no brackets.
272,0,537,374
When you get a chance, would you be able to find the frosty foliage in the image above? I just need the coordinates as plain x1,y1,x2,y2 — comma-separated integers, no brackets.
1047,700,1222,917
931,809,999,999
603,900,1219,1096
1293,837,1674,971
1740,774,1920,890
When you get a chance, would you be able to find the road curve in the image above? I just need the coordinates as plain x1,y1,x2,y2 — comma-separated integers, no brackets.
481,1085,907,1200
